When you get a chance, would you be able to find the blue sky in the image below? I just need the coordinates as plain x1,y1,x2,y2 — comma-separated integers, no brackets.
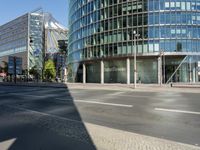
0,0,69,27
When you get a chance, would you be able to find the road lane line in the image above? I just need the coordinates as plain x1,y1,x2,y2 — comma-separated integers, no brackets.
155,108,200,115
9,93,47,98
118,95,150,98
7,105,83,124
75,100,133,108
7,92,133,108
56,98,133,108
108,92,126,96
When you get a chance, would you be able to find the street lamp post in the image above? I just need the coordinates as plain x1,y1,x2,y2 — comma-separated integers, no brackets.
14,57,17,84
159,50,165,85
159,51,163,86
163,50,165,84
133,30,140,89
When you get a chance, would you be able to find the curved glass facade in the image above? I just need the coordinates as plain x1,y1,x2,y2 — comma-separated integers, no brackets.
148,0,200,53
68,0,200,83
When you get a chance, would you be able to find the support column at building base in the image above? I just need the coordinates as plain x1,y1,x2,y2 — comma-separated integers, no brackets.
127,58,130,85
83,63,86,84
158,56,162,85
101,60,104,84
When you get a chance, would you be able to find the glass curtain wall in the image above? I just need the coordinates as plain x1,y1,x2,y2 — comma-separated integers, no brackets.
0,14,28,59
68,0,200,83
148,0,200,82
29,10,44,75
148,0,200,53
68,0,149,82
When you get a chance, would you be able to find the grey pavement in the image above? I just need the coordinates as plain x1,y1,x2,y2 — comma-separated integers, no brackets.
0,85,200,150
67,83,200,93
1,82,200,93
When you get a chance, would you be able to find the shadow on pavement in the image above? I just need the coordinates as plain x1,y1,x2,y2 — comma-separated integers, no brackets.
0,84,97,150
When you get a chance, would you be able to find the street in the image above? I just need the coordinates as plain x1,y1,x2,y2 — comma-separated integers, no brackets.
0,85,200,150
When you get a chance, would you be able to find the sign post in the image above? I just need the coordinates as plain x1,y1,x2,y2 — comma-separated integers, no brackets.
8,56,22,83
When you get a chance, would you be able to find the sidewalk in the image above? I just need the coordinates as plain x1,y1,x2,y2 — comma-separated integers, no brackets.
0,82,200,93
67,83,200,93
0,82,67,88
86,122,200,150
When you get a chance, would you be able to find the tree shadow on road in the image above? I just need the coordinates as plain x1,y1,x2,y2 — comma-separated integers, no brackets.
0,84,97,150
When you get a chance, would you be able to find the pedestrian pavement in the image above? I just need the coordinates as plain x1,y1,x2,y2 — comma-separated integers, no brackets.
0,82,200,93
67,83,200,93
86,123,200,150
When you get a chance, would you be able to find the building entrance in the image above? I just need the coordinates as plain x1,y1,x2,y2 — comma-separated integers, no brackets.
165,65,180,83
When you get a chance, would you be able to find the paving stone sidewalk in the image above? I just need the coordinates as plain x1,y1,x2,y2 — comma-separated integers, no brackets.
1,82,200,93
67,83,200,93
86,123,200,150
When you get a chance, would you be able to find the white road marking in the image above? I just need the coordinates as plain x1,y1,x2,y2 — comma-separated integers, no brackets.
7,105,83,124
56,98,133,108
118,95,150,98
75,100,133,108
68,91,79,93
9,93,47,98
9,93,133,108
108,92,126,96
155,108,200,115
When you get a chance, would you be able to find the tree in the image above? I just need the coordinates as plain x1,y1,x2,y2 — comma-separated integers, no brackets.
58,40,68,55
0,66,2,72
2,61,8,73
29,66,38,76
44,59,56,81
29,66,40,81
58,40,68,82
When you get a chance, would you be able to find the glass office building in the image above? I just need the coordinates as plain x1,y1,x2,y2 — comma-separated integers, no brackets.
0,9,45,75
0,14,29,70
0,9,67,76
44,13,67,54
68,0,200,84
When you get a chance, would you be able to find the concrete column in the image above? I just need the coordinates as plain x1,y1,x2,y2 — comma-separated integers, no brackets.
193,66,196,83
158,57,161,84
127,58,130,85
83,63,86,84
189,58,192,83
101,60,104,84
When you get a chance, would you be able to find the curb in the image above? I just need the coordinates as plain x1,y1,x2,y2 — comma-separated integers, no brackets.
0,83,68,89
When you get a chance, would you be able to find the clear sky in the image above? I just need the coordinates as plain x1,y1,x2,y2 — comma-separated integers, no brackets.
0,0,69,27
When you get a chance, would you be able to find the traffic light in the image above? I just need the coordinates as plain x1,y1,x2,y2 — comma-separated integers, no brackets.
58,40,68,54
30,37,33,43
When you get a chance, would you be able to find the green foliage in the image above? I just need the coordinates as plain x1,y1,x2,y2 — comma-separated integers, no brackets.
2,61,8,73
58,40,68,55
44,59,56,81
29,66,38,76
29,66,40,80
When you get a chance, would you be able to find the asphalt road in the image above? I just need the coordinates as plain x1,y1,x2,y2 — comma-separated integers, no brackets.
0,85,200,149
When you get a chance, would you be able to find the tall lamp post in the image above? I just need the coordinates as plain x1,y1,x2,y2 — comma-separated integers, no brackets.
159,49,165,85
133,30,140,89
